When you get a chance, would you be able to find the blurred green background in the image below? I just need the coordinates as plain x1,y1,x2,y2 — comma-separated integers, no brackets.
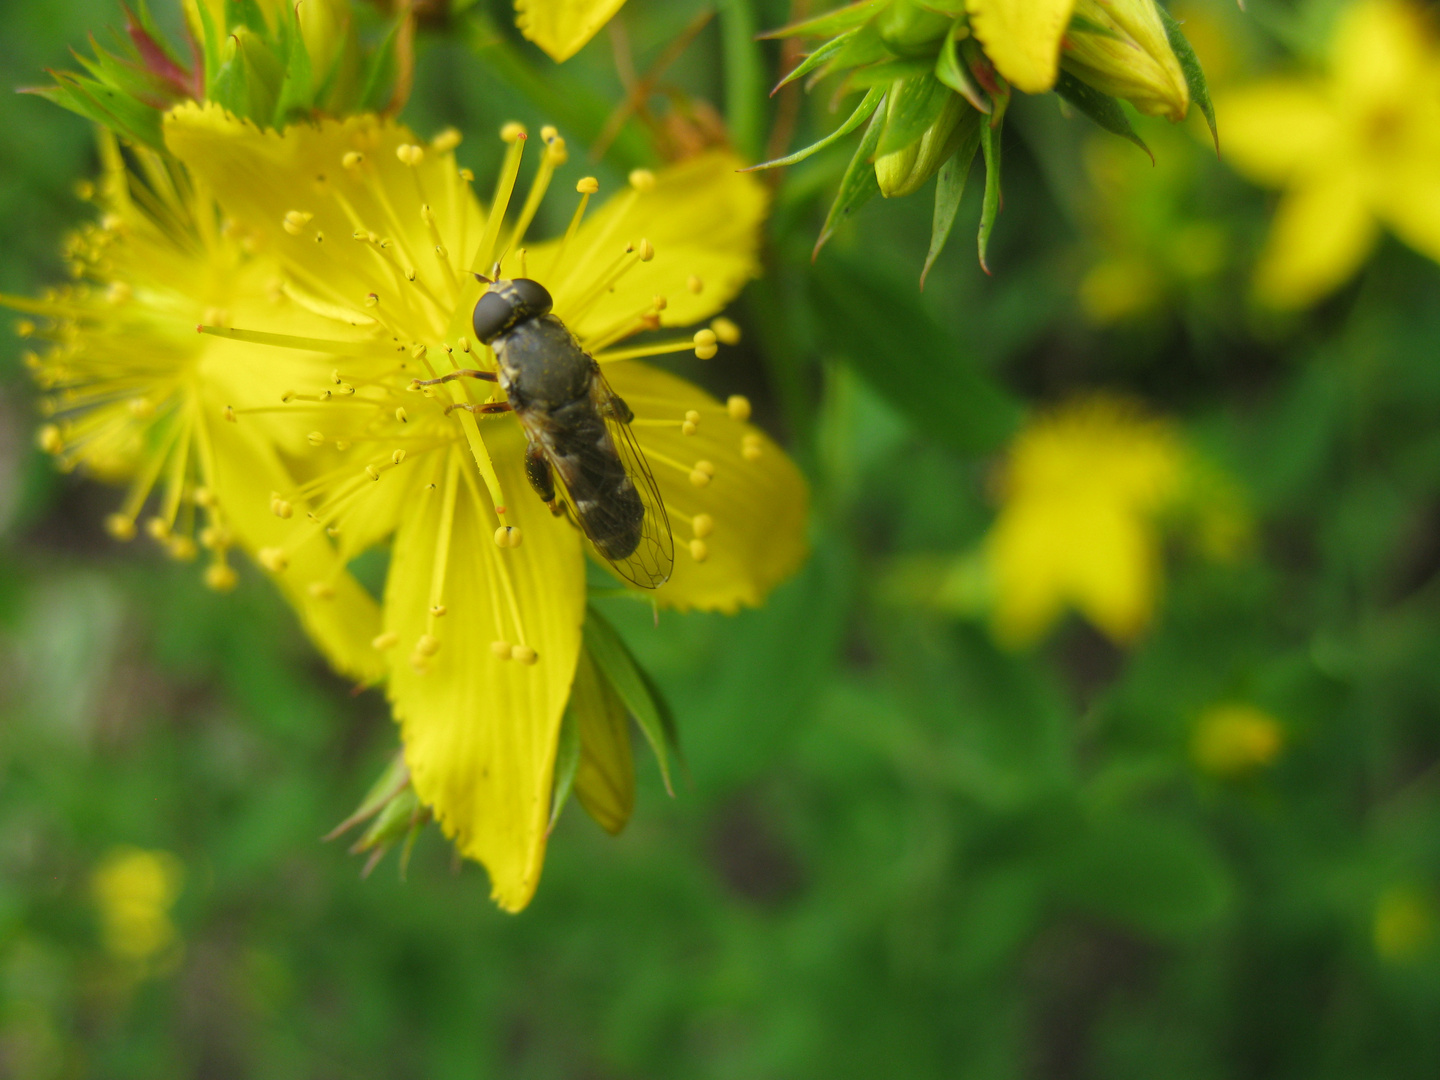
4,0,1440,1076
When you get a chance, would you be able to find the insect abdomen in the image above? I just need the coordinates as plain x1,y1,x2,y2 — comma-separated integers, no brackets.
547,400,645,560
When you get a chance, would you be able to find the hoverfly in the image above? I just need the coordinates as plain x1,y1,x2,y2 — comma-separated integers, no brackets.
417,276,674,589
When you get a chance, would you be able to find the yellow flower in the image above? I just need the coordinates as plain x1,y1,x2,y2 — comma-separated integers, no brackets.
966,0,1077,94
1374,886,1436,962
3,131,384,685
160,105,808,909
1190,703,1284,777
1218,0,1440,307
515,0,629,63
984,395,1183,647
91,847,184,964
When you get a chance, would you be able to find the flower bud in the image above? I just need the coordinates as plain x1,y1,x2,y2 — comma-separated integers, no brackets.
875,90,982,198
1062,0,1189,122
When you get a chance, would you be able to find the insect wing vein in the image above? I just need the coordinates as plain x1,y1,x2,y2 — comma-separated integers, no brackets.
590,369,674,589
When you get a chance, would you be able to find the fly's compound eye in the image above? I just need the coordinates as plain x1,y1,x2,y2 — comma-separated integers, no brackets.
472,290,516,344
510,278,553,316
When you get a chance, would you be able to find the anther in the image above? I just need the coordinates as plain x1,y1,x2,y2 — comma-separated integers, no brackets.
430,604,447,617
167,536,198,562
308,431,325,445
501,122,528,143
491,640,513,659
395,407,408,423
396,144,425,166
223,406,236,423
493,525,523,548
689,467,712,488
727,395,752,422
308,581,336,599
421,204,435,225
687,275,704,294
258,547,289,573
459,336,471,353
689,539,710,563
194,487,215,509
682,420,697,436
653,295,668,311
365,465,380,481
638,238,655,262
105,514,137,541
512,645,538,665
372,631,400,651
15,319,35,338
342,151,365,169
314,231,325,243
365,293,379,308
205,563,238,592
576,177,600,195
415,634,440,657
411,343,428,360
628,169,656,192
541,125,559,143
711,317,742,345
146,517,170,541
281,390,296,403
272,498,294,519
742,433,764,461
391,449,406,465
693,329,718,360
37,425,63,454
692,513,715,539
432,128,462,152
283,210,313,235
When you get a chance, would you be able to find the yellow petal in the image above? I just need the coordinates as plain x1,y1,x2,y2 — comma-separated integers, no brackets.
531,151,769,340
384,430,584,912
1377,165,1440,265
1215,82,1338,187
1255,173,1378,308
197,378,385,684
515,0,629,63
602,360,809,613
966,0,1076,93
569,649,635,835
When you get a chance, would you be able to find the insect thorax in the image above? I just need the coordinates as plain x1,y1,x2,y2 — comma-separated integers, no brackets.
492,313,595,411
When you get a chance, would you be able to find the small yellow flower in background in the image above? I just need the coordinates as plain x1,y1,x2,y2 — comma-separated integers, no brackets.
1219,0,1440,308
1374,886,1436,962
1190,703,1284,777
515,0,629,63
91,847,184,964
984,396,1183,647
159,107,807,909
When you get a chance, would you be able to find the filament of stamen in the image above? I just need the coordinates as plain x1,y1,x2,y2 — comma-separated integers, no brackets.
198,325,394,358
472,131,527,275
544,180,595,283
426,451,461,640
594,337,704,363
499,146,559,265
458,464,530,651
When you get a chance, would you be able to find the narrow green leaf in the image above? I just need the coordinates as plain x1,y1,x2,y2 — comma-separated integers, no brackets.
271,8,314,127
719,0,765,164
358,16,401,112
829,19,893,68
549,705,581,830
325,750,409,840
759,0,888,40
814,92,886,258
934,21,990,114
584,605,674,795
772,29,856,95
1053,70,1152,161
1158,4,1217,150
745,85,882,171
977,113,1003,273
843,57,933,89
571,651,636,836
920,125,981,289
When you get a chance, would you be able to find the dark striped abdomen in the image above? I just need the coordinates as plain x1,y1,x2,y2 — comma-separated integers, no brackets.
546,399,645,560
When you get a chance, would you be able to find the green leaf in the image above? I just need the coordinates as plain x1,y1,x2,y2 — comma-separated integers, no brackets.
759,0,889,40
584,605,676,795
843,57,932,89
934,21,990,114
1158,4,1217,150
549,704,581,830
1053,70,1152,161
746,85,883,171
920,123,981,289
570,650,636,836
977,113,1003,274
1049,814,1233,938
808,254,1024,454
772,28,856,95
814,92,886,258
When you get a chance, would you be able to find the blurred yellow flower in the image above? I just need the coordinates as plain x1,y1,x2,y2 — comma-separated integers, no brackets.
515,0,628,63
1190,703,1284,777
984,396,1183,647
1374,886,1436,962
1218,0,1440,307
2,131,384,686
91,847,184,964
161,106,807,909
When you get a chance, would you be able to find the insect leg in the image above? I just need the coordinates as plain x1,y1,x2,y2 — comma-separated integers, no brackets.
524,439,556,501
601,393,634,424
444,401,513,416
412,369,498,386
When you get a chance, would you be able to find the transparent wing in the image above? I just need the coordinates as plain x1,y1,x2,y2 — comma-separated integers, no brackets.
567,367,673,589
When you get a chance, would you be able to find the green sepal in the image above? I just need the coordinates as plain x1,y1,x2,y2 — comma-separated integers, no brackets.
935,21,991,114
772,28,857,96
877,73,950,157
830,18,895,69
1158,4,1217,150
326,749,410,841
977,111,1004,273
921,122,982,288
759,0,889,40
358,16,403,113
745,85,883,171
270,9,315,128
583,605,678,796
1053,70,1152,161
843,57,933,89
549,705,582,830
569,650,636,836
814,90,887,258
